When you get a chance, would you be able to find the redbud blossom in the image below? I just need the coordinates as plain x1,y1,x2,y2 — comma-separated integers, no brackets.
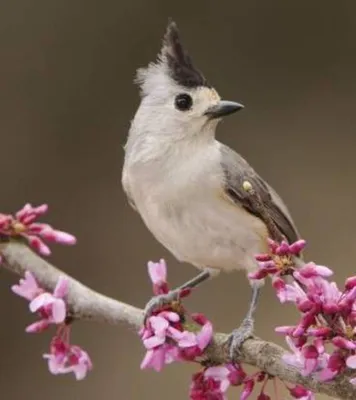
0,203,76,256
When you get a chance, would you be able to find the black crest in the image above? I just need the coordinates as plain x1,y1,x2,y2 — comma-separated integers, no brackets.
161,20,209,89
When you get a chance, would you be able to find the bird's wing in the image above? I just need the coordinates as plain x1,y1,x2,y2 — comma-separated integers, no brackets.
219,143,299,244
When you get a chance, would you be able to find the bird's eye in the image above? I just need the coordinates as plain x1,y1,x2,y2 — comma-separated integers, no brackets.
175,93,193,111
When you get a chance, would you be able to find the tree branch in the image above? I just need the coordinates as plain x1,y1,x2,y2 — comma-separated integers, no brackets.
0,240,354,399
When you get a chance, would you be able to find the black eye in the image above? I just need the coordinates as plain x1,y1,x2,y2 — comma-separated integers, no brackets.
175,93,193,111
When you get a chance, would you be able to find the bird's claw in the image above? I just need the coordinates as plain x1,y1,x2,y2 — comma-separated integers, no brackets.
143,289,180,324
227,317,255,360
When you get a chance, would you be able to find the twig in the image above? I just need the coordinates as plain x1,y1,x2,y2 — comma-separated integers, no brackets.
0,240,354,399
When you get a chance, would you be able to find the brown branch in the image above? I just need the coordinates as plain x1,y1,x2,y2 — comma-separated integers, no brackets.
0,240,354,399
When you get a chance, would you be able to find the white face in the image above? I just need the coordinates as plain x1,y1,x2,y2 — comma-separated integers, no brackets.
132,68,222,141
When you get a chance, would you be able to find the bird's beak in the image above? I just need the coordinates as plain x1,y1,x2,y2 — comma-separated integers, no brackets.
204,101,244,119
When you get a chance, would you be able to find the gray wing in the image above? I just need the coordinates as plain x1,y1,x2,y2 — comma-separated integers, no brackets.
220,143,299,244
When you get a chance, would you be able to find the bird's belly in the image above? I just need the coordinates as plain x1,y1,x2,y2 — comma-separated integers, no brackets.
139,193,269,273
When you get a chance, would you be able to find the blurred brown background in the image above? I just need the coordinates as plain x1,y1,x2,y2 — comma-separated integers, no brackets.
0,0,355,398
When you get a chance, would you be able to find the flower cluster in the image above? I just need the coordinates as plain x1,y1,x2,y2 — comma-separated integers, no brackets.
189,363,314,400
251,239,356,386
140,260,213,371
12,271,68,332
0,203,76,256
44,329,92,380
141,260,310,399
12,271,92,379
190,363,246,400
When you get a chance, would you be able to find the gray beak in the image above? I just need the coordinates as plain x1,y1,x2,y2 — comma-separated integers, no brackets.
204,100,244,119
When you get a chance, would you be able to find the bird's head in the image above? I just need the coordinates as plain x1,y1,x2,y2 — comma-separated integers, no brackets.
131,20,243,142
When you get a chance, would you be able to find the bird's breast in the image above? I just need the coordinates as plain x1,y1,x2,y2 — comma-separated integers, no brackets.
125,162,268,272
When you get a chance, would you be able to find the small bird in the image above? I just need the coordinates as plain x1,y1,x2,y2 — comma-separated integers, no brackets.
122,20,299,357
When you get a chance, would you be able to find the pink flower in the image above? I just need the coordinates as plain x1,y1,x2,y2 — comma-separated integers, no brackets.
178,314,213,360
43,336,92,380
140,310,213,369
345,276,356,290
240,379,255,400
272,278,308,304
346,353,356,371
140,343,180,371
294,262,333,279
148,259,167,286
141,260,213,371
332,336,356,350
282,337,327,376
289,385,315,399
318,350,344,382
11,271,43,300
248,260,278,280
142,312,180,349
190,371,227,400
249,239,306,281
64,345,93,380
26,276,69,332
190,364,245,400
267,239,306,256
0,203,76,256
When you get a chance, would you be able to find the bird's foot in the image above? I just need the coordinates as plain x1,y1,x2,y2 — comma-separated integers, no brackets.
227,317,255,360
143,289,182,324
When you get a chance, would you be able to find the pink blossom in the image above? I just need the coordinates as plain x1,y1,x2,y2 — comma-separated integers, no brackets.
267,239,306,256
140,310,213,369
282,337,327,376
190,370,227,400
240,379,255,400
307,327,331,338
140,344,180,371
345,276,356,290
346,354,356,369
0,203,76,256
292,310,318,337
289,385,315,399
318,348,346,382
64,345,93,380
140,260,213,370
11,271,43,300
147,259,167,294
43,336,92,380
248,261,278,280
249,239,306,281
142,312,180,349
272,278,307,304
190,364,246,400
294,262,333,279
332,336,356,350
27,276,69,332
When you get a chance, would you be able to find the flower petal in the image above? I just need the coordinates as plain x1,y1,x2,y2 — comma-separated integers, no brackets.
177,331,197,348
51,299,67,323
53,276,69,298
346,355,356,369
150,316,169,336
196,321,213,350
29,292,54,312
204,366,230,380
143,335,166,349
26,320,50,333
147,259,167,285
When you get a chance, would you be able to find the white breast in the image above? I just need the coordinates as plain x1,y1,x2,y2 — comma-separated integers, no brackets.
122,141,268,273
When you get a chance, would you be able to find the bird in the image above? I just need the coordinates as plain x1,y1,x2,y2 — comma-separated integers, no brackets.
122,20,299,358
